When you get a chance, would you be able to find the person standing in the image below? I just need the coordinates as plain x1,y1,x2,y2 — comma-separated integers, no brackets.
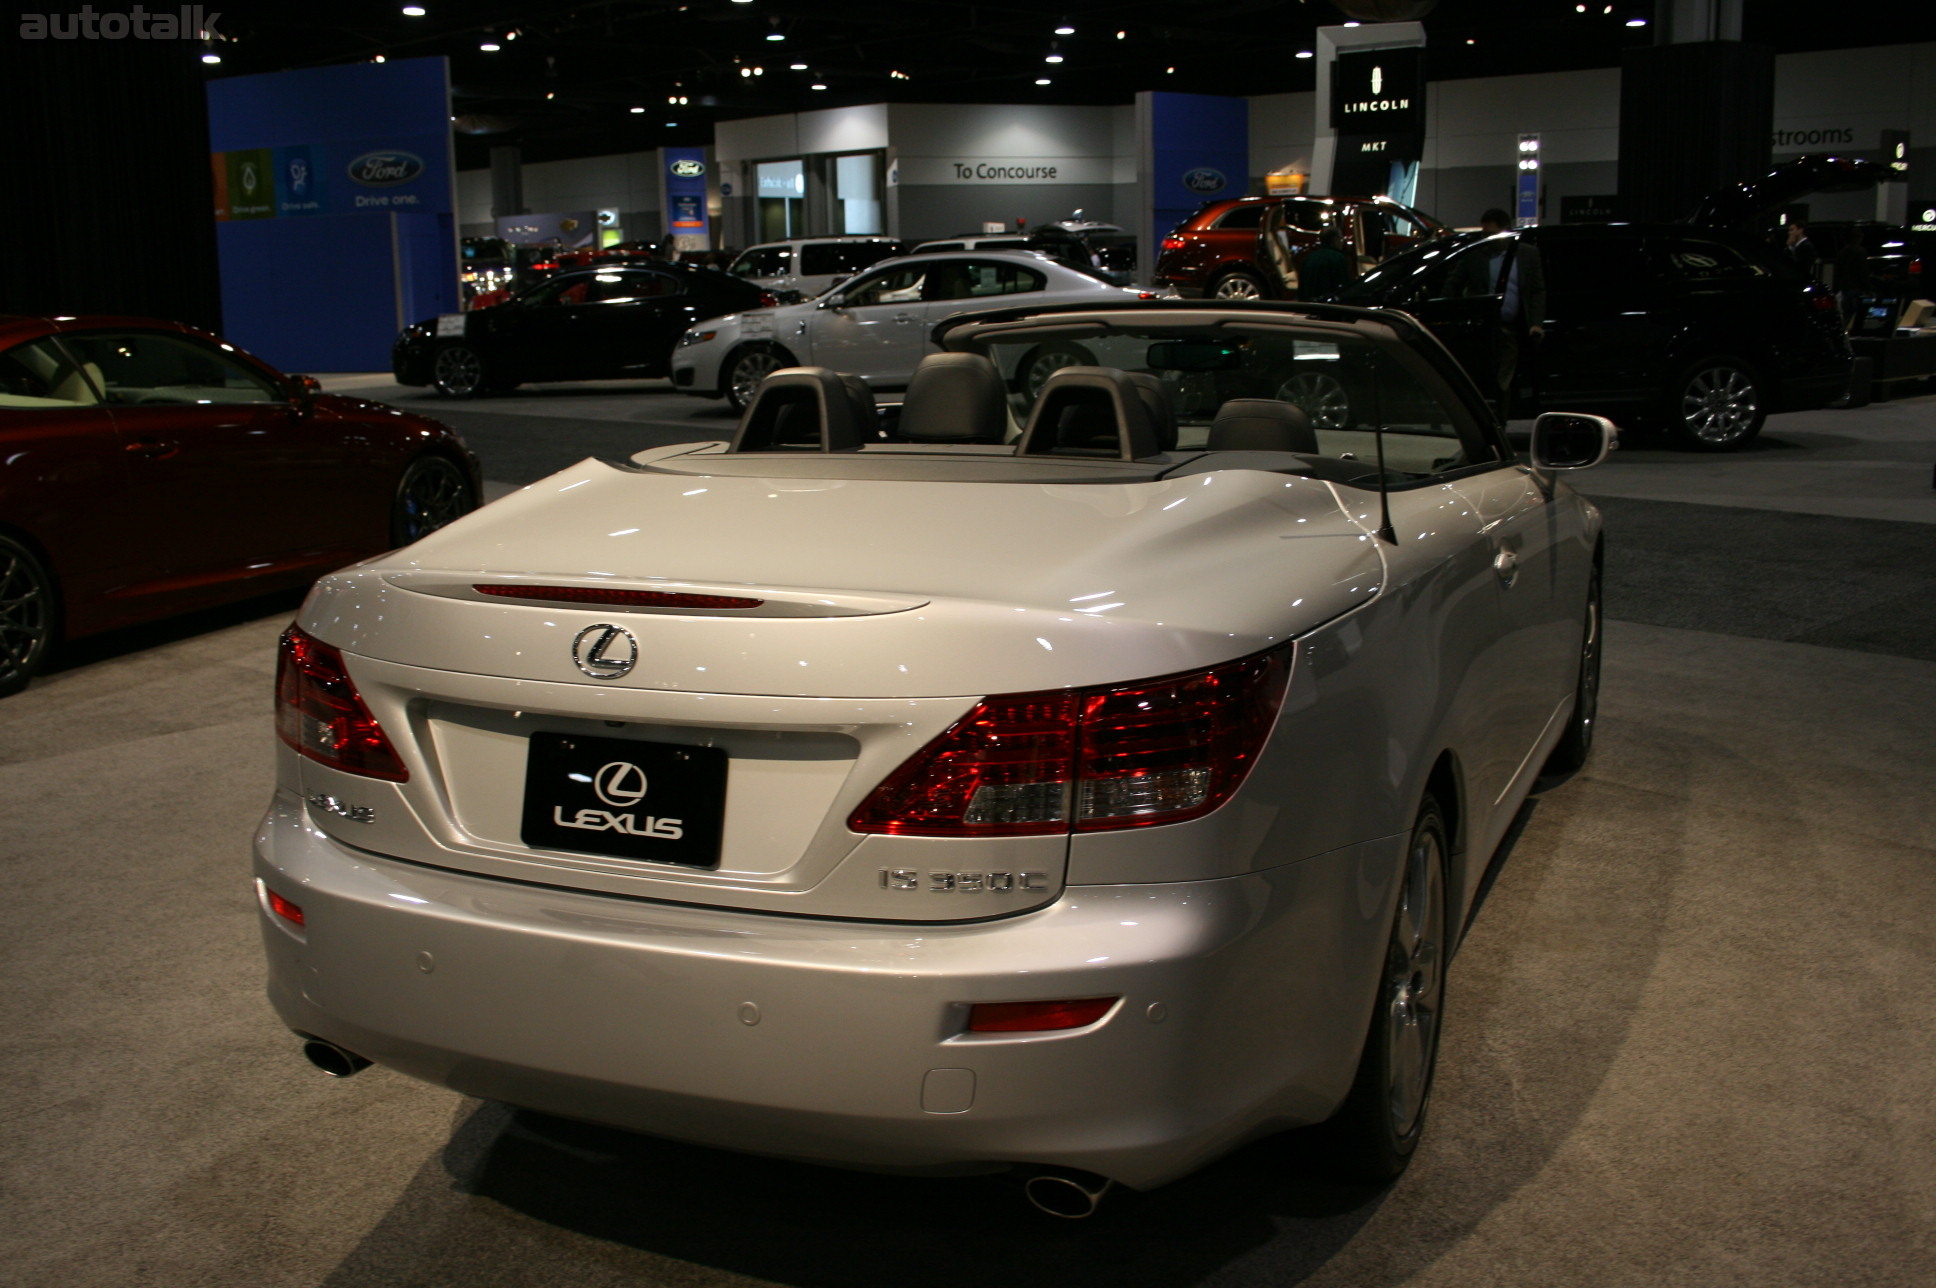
1297,226,1352,301
1452,208,1546,415
1786,220,1820,278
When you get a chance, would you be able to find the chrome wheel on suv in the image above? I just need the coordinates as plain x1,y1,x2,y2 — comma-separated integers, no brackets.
1211,271,1265,300
432,344,487,398
1671,358,1765,451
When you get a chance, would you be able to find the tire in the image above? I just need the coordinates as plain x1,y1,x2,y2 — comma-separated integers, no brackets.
1667,356,1765,451
725,344,794,413
1014,342,1097,403
1541,556,1603,778
390,455,477,547
1210,270,1266,300
1275,371,1352,430
432,344,489,398
0,535,57,699
1323,798,1450,1183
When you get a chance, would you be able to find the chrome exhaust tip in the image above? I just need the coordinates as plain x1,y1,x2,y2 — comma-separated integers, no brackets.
301,1038,372,1078
1022,1168,1115,1219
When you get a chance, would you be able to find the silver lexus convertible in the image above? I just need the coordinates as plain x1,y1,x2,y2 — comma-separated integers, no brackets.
256,300,1610,1215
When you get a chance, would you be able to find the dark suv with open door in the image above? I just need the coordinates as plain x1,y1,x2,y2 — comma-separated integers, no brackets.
1339,156,1887,449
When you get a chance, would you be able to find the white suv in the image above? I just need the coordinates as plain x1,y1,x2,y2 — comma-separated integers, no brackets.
727,237,904,300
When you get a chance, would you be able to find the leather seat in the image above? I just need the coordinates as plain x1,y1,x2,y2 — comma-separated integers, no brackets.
1206,398,1318,453
899,353,1008,443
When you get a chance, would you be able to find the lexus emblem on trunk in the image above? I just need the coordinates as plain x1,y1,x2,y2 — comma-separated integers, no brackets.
572,624,639,679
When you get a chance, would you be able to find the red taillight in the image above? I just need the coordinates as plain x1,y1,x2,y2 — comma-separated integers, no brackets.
265,887,306,927
1161,236,1187,251
473,584,764,610
968,998,1118,1032
757,291,781,308
1138,291,1159,299
1810,292,1838,311
849,647,1290,836
275,626,408,781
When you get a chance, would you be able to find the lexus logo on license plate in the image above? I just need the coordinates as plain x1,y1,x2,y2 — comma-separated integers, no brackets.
573,624,638,679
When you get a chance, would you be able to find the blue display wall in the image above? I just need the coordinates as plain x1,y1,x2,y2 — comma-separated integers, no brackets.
207,58,457,372
1147,92,1250,254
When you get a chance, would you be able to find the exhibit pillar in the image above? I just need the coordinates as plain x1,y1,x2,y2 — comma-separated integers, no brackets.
1311,22,1426,199
1618,1,1768,224
490,146,524,218
1137,92,1249,284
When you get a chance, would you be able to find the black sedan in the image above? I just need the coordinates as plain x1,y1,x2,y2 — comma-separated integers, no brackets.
394,263,775,398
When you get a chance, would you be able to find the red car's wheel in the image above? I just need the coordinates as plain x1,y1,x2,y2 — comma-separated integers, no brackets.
0,534,57,698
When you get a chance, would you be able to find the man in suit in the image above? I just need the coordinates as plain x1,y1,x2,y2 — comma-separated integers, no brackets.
1452,208,1546,415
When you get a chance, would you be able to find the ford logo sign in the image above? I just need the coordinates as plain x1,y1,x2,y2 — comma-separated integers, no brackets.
670,159,705,177
1182,167,1227,195
347,151,425,188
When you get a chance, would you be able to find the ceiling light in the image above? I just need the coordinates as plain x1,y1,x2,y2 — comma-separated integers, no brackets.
1295,50,1312,59
1115,30,1126,39
373,54,386,63
666,122,677,127
767,32,784,41
505,28,519,40
402,4,425,14
1035,77,1051,85
201,51,221,63
479,41,500,51
753,66,764,75
790,62,807,69
1055,23,1074,35
545,90,555,99
740,66,752,77
1343,21,1360,27
630,106,645,113
1626,17,1647,25
1165,65,1175,73
811,82,827,90
1045,53,1063,63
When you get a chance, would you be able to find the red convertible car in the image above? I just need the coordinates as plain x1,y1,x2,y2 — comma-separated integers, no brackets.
0,315,480,696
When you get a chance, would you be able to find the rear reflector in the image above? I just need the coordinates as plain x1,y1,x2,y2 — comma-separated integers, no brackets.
473,584,764,610
850,645,1291,836
968,998,1117,1032
265,887,305,927
1161,236,1186,250
276,626,408,781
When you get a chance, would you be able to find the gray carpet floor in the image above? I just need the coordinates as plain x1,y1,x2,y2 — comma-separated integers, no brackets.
3,389,1932,1286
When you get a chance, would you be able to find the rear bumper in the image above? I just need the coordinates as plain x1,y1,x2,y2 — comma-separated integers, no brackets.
255,789,1396,1189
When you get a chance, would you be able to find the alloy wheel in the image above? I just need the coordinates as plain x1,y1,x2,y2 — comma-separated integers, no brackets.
1382,817,1446,1140
1212,274,1264,300
433,346,485,398
393,456,474,546
1679,364,1760,446
729,348,785,410
1276,372,1351,430
0,539,54,696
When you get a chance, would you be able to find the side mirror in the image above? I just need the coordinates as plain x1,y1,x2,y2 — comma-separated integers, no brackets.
288,373,323,397
1530,412,1617,469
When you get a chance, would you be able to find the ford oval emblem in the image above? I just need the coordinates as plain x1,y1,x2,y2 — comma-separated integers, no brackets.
1182,167,1227,195
347,151,425,188
670,159,706,177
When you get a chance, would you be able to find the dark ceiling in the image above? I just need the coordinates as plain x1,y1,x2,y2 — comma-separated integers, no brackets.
197,1,1936,167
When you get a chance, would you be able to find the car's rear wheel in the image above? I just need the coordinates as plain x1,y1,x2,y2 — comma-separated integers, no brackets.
390,455,477,546
1015,342,1097,402
1668,356,1765,450
1541,556,1603,778
0,535,57,699
1323,797,1448,1182
1210,270,1266,300
432,344,489,399
725,344,794,413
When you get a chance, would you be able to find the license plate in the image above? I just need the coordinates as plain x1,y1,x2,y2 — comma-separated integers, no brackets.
520,732,726,868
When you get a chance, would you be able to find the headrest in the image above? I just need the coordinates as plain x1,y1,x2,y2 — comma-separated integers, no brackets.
731,366,877,452
899,353,1009,443
1123,372,1178,452
1016,366,1161,461
1207,398,1318,454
